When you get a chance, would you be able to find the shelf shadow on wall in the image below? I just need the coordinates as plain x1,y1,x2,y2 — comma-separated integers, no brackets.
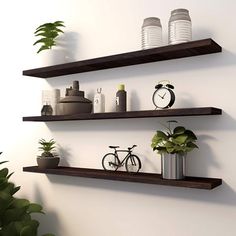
45,174,235,206
33,185,61,236
45,49,236,89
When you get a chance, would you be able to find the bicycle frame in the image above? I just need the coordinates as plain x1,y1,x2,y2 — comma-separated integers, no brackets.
113,149,132,167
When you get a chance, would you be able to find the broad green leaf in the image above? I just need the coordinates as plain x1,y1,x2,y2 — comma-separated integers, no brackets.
12,199,30,208
173,126,185,135
20,225,37,236
172,134,188,144
156,131,168,140
3,207,27,225
187,142,199,149
166,146,175,153
0,222,19,236
185,130,197,140
27,203,43,213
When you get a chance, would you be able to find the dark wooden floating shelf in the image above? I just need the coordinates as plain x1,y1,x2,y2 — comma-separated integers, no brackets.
23,107,222,122
23,38,222,78
23,166,222,190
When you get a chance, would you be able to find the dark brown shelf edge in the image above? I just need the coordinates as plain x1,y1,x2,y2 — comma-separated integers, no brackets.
22,38,222,78
22,166,222,190
22,107,222,122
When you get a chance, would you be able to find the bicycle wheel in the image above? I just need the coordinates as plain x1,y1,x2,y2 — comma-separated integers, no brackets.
125,155,141,173
102,153,119,171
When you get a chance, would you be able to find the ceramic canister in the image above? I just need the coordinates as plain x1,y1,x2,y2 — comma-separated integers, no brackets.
168,8,192,45
142,17,162,49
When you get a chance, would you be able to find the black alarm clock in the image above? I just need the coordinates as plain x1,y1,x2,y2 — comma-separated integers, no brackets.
152,81,175,109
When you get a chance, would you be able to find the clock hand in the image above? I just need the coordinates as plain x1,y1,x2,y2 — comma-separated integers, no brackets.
158,94,163,99
162,92,166,98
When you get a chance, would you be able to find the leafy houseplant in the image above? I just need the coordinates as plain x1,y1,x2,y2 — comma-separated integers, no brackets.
33,21,65,53
37,139,60,169
151,121,198,179
0,153,55,236
151,120,198,155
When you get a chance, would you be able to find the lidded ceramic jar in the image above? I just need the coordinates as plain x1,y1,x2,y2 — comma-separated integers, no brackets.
168,8,192,45
142,17,162,49
57,81,92,115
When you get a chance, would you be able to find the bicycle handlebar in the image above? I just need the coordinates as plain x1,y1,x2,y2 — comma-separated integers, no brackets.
109,145,137,151
128,145,137,150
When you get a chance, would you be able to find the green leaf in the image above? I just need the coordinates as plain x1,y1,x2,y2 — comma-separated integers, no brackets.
0,177,8,187
0,222,19,236
0,168,9,178
37,45,51,54
3,207,27,225
27,203,43,213
185,130,197,140
20,225,37,236
173,126,185,135
12,199,30,208
12,186,21,195
156,131,168,140
7,172,14,179
0,160,8,165
172,134,188,144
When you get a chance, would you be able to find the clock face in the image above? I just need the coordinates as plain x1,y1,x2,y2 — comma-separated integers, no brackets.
153,87,175,109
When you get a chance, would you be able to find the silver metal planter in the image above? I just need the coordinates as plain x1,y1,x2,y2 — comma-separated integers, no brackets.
161,153,186,179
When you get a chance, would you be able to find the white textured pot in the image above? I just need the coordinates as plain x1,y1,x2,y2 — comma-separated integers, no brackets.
36,49,71,67
161,153,186,179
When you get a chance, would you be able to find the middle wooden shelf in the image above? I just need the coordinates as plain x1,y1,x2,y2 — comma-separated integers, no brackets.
22,107,222,122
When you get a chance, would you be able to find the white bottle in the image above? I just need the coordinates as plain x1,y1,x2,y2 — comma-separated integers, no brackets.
93,88,105,113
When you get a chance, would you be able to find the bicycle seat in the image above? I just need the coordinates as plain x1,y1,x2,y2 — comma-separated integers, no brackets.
109,146,120,149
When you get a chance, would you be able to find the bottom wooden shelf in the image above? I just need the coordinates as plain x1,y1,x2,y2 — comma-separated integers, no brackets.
23,166,222,190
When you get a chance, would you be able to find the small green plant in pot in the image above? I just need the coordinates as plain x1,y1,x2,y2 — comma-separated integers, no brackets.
37,139,60,169
151,120,198,179
33,21,65,53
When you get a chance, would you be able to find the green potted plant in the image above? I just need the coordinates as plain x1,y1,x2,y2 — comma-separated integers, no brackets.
33,21,65,53
37,139,60,169
151,120,198,179
0,153,55,236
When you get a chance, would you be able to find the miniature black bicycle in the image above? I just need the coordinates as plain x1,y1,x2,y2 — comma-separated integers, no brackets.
102,145,141,173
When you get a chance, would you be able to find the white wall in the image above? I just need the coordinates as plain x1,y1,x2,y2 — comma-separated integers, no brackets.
1,0,236,235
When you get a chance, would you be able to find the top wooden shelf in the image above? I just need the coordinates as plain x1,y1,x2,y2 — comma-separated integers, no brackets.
23,38,222,78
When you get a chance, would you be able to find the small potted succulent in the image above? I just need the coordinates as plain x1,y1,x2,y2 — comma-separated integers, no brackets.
37,138,60,169
151,120,198,179
33,21,65,53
